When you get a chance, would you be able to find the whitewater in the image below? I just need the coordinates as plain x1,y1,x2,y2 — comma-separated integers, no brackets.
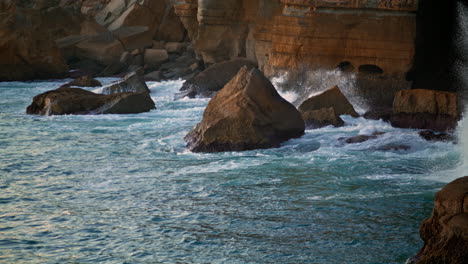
0,78,465,264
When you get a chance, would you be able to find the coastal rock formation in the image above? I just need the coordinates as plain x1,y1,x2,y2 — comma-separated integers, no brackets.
185,67,305,152
301,107,344,129
0,1,69,81
97,72,150,94
390,89,460,131
26,87,155,115
63,76,102,88
178,58,257,98
174,0,417,80
412,176,468,264
298,86,359,128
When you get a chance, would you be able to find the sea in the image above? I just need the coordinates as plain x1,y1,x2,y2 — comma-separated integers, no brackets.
0,77,466,264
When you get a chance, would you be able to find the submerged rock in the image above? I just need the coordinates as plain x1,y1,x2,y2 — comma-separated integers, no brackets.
62,76,102,88
340,132,386,144
26,87,155,115
178,58,257,98
185,67,305,152
418,130,456,142
98,72,150,94
410,176,468,264
391,89,460,132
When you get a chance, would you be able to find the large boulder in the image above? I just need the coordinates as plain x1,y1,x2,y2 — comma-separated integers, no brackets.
410,176,468,264
390,89,460,132
185,67,305,152
178,58,257,98
26,87,155,115
298,86,358,128
299,86,359,118
97,72,150,94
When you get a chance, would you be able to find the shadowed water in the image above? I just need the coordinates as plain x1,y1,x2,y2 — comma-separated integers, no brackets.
0,79,464,264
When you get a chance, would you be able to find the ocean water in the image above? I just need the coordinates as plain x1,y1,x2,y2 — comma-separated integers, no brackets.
0,79,465,264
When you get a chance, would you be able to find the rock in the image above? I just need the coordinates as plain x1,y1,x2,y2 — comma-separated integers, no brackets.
63,76,102,87
144,71,161,82
75,33,125,65
363,108,393,122
112,26,153,51
340,132,386,144
26,87,155,115
391,89,460,132
0,1,69,81
165,42,185,54
152,40,165,49
302,107,344,129
174,0,416,88
185,67,305,152
298,86,359,118
418,130,456,142
98,71,150,94
144,49,169,69
412,176,468,264
155,4,186,42
178,58,257,98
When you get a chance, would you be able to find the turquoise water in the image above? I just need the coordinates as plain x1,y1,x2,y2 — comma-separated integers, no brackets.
0,79,464,264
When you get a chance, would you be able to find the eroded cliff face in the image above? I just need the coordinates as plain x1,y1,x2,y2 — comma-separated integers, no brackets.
174,0,418,79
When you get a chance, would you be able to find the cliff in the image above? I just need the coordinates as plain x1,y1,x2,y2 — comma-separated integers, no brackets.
174,0,418,79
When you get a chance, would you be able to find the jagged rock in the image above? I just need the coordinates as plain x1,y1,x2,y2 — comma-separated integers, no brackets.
185,67,305,152
98,72,149,94
178,58,257,98
26,87,155,115
418,130,456,142
302,107,344,129
410,176,468,264
298,86,359,121
390,89,460,132
63,76,102,87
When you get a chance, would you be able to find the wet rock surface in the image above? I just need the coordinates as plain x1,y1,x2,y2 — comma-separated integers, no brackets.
410,176,468,264
185,67,304,152
27,86,155,115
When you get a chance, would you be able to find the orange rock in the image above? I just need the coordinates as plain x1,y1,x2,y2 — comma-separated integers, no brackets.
411,176,468,264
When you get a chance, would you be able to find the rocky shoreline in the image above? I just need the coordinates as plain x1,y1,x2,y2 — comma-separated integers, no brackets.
2,0,468,263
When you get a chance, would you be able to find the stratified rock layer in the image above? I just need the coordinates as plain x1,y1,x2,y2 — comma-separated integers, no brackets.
413,176,468,264
185,67,305,152
174,0,417,79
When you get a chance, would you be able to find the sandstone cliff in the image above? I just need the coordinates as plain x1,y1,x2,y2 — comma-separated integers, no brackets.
174,0,418,79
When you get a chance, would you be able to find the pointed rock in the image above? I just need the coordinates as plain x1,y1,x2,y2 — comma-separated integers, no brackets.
185,67,305,152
